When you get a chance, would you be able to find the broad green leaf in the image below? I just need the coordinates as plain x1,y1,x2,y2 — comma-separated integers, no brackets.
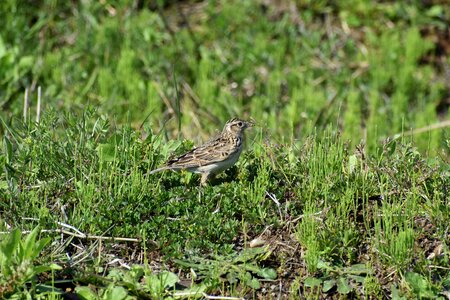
405,272,436,298
391,284,407,300
226,270,238,284
348,274,367,283
107,268,123,281
130,265,145,279
242,264,260,274
247,278,260,289
32,237,51,259
234,247,266,263
323,279,336,292
317,260,331,270
337,277,352,294
123,265,145,289
1,229,21,261
145,274,163,296
75,286,98,300
104,285,128,300
304,277,322,287
19,229,49,270
257,268,277,280
346,263,372,275
22,226,40,260
160,271,179,288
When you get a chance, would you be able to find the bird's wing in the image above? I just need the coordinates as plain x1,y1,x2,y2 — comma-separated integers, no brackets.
167,137,240,168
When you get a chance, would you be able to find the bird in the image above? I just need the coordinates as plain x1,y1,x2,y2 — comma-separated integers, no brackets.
149,118,254,185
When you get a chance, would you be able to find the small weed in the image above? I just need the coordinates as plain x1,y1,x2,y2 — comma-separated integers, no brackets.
75,266,206,299
174,247,276,291
0,227,61,298
302,262,372,297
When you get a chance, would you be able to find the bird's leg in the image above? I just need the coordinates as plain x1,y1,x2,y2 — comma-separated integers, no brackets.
200,173,211,186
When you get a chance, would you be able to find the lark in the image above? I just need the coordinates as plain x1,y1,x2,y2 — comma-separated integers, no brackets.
149,118,254,185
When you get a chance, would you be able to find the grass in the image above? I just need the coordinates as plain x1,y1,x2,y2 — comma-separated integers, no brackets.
1,0,449,154
1,110,448,298
0,0,449,298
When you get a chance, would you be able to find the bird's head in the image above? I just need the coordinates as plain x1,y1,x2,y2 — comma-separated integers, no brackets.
223,118,254,136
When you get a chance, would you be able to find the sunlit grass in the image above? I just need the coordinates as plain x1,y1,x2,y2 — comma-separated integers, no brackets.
1,110,448,298
0,0,449,298
1,0,448,156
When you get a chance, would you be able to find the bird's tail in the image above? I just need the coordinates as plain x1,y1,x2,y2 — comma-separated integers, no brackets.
147,166,172,175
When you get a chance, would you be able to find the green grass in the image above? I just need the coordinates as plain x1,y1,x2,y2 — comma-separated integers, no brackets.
0,0,449,298
1,0,449,155
1,110,448,298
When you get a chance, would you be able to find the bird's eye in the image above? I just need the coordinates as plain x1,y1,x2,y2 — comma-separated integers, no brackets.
238,121,243,127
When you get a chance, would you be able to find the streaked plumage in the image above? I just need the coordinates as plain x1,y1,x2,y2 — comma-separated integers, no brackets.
149,118,253,185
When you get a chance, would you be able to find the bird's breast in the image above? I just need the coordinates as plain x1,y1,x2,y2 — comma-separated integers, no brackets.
191,147,243,175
